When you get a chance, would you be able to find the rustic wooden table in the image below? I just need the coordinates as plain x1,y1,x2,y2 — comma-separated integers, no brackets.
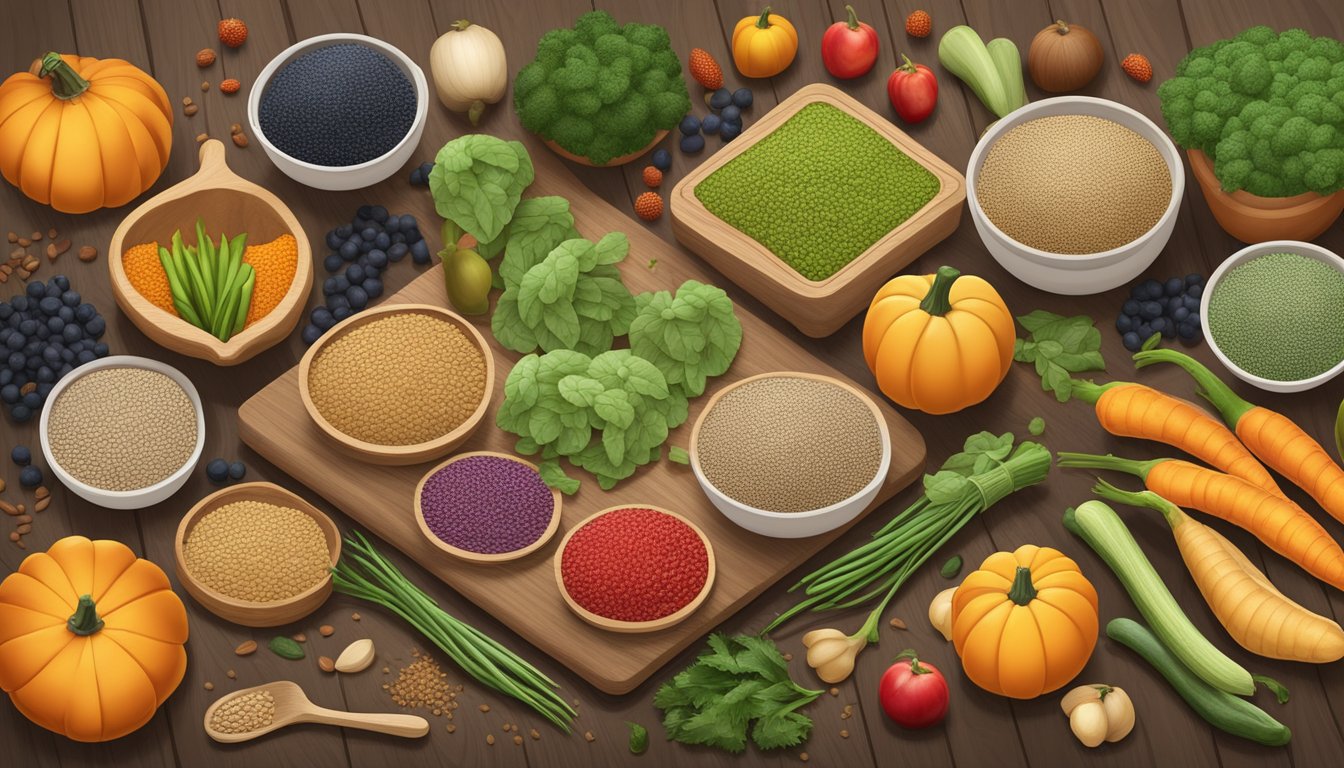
3,1,1342,766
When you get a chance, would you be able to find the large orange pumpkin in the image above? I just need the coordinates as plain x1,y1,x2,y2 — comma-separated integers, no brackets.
0,52,172,213
951,545,1099,699
862,265,1014,414
0,536,189,742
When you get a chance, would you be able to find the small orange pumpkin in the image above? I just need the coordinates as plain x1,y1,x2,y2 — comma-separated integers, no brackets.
731,7,799,79
951,545,1099,699
0,536,189,742
0,52,173,213
862,266,1014,414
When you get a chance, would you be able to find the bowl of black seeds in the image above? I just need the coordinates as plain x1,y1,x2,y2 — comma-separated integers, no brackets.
248,33,428,190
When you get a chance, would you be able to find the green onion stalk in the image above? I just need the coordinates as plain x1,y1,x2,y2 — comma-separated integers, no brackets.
332,532,577,731
769,441,1052,640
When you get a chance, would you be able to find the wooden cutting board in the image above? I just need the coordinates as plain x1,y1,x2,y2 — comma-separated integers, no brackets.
238,146,927,695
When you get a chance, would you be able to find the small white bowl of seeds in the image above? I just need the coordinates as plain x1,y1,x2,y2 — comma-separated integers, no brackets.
39,355,205,509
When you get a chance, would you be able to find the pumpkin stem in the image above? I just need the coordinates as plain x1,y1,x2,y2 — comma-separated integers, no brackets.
894,649,931,675
1008,566,1037,605
67,594,104,636
1054,19,1071,34
38,53,90,100
918,266,960,316
844,5,860,30
756,6,774,29
452,19,472,32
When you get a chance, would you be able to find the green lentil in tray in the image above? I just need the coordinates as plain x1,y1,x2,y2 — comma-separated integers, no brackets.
694,102,940,282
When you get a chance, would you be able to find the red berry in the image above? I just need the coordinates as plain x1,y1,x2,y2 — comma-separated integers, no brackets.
688,48,724,91
219,78,241,95
218,17,248,48
642,166,663,188
634,192,663,222
1121,53,1153,83
905,10,932,39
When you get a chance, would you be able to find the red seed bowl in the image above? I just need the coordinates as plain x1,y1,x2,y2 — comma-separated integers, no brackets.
553,505,716,633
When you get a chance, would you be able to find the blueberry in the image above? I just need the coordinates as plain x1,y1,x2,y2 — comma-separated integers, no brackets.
93,342,108,357
356,205,373,220
75,304,95,323
1172,306,1190,322
36,367,53,384
732,88,753,108
301,324,323,345
1139,301,1163,320
420,161,434,177
1164,277,1184,296
1140,279,1162,299
10,404,31,423
410,240,430,264
58,307,73,322
362,278,384,299
709,88,732,110
26,282,43,299
720,105,741,124
43,283,60,300
720,122,742,141
1186,273,1204,286
326,230,344,250
18,319,37,336
324,253,344,272
339,240,359,260
228,461,246,481
0,385,15,405
399,214,418,232
327,294,350,311
335,224,353,239
680,133,706,153
53,275,69,291
404,227,423,245
358,240,374,254
19,465,42,489
679,114,701,135
701,114,722,135
1182,295,1201,311
323,277,339,296
370,206,389,223
1122,299,1140,316
62,324,82,343
1122,331,1142,351
360,227,378,242
1116,314,1132,333
311,306,335,330
384,216,402,233
333,275,351,294
374,232,391,250
409,166,425,185
346,264,366,284
346,286,369,310
1187,284,1203,299
76,350,95,364
652,148,672,171
206,458,229,483
1136,323,1153,340
9,445,28,466
367,249,388,269
332,306,353,321
10,296,27,311
60,290,79,307
1178,321,1197,340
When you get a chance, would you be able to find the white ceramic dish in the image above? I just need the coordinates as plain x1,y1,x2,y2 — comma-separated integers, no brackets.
247,33,429,191
1201,240,1344,393
39,356,206,510
688,372,892,539
966,96,1184,294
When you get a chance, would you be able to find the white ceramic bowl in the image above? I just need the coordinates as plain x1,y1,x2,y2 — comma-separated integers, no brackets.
966,96,1184,294
689,373,892,539
1201,240,1344,393
39,356,205,509
247,33,429,191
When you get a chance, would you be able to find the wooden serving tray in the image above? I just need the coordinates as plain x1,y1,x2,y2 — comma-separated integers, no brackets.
670,83,966,338
239,148,926,695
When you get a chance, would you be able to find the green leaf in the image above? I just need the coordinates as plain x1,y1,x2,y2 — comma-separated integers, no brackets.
1016,309,1066,333
751,711,812,750
594,390,635,429
538,459,580,495
1028,416,1046,436
429,135,535,244
923,470,971,504
940,555,964,578
627,722,649,755
1014,309,1105,403
668,446,690,465
630,281,743,398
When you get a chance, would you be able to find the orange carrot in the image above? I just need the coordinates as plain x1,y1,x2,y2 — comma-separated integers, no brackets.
1057,451,1344,591
1135,349,1344,527
1072,379,1282,496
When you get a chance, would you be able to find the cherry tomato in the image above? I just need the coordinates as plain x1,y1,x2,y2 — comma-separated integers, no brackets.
821,5,880,79
878,650,949,729
886,55,938,123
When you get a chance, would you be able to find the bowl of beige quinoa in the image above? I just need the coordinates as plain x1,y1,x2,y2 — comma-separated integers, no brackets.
966,96,1183,295
39,355,205,509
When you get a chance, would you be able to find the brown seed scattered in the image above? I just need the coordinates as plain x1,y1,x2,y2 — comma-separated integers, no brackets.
220,78,241,94
231,131,248,148
230,123,243,135
478,704,490,713
351,612,361,621
319,624,334,637
292,633,307,643
15,504,24,514
783,652,793,662
0,272,8,284
0,501,16,517
13,539,24,549
889,617,907,630
204,681,215,691
34,486,48,500
78,245,97,262
22,257,39,271
48,228,58,239
829,687,839,697
513,735,523,746
446,724,456,734
16,268,31,280
235,640,258,656
181,96,193,106
201,81,210,91
16,524,31,535
30,232,41,242
5,232,14,243
381,666,390,674
33,498,49,513
486,734,495,745
801,752,809,762
7,532,18,543
19,382,35,395
184,104,199,117
840,729,850,738
584,731,596,743
17,237,30,247
47,239,72,260
196,48,216,67
318,656,335,672
16,515,32,525
226,669,236,679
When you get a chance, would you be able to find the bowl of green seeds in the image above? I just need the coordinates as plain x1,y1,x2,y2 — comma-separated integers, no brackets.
1202,240,1344,393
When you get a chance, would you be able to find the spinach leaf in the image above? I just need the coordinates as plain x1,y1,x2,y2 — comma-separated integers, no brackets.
429,135,535,244
1013,311,1105,402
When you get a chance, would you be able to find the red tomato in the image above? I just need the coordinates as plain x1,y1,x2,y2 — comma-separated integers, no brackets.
886,55,938,123
878,650,949,729
821,5,880,79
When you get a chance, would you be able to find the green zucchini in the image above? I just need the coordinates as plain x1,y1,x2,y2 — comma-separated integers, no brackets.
1064,501,1255,695
1107,618,1290,746
984,37,1027,115
938,26,1013,118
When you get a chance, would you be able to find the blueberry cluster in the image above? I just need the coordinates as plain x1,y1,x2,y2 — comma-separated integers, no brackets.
407,160,435,186
1,277,109,423
205,457,247,484
11,446,42,488
679,87,753,152
650,149,672,172
303,206,430,345
1117,275,1205,351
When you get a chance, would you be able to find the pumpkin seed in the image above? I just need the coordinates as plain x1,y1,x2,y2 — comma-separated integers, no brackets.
268,636,305,660
940,554,964,579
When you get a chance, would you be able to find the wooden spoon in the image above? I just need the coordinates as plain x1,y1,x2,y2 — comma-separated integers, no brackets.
203,681,429,743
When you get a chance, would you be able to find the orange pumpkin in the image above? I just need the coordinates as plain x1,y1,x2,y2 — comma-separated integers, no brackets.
0,52,172,213
731,7,798,79
951,545,1099,699
0,536,189,742
862,265,1014,414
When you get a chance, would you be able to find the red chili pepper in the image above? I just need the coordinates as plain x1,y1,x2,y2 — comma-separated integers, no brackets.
878,649,949,729
886,54,938,123
821,5,880,79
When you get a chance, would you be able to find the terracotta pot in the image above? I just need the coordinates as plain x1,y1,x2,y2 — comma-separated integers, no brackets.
543,130,667,167
1188,149,1344,243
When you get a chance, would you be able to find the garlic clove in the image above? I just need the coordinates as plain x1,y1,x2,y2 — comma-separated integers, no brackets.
1060,683,1107,716
928,587,956,641
1069,700,1108,748
802,629,867,684
334,638,376,673
1102,687,1135,742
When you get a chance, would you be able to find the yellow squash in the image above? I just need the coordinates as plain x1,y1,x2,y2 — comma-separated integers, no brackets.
862,265,1014,414
731,7,798,78
952,545,1099,699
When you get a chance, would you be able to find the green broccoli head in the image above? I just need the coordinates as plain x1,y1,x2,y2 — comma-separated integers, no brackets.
513,10,690,165
1160,26,1344,195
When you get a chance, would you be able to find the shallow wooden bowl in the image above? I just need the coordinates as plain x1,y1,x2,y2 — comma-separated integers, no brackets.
413,451,562,564
108,139,313,365
554,505,716,634
544,130,667,167
670,83,966,338
174,482,340,627
298,303,495,466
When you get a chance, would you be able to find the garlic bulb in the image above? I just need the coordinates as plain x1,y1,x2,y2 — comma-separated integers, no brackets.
928,587,956,641
802,628,868,684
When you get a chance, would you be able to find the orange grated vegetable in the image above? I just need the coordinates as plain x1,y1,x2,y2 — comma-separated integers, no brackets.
122,241,178,317
242,234,298,326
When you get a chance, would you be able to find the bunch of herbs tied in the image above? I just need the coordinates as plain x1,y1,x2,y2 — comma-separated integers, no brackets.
426,133,744,491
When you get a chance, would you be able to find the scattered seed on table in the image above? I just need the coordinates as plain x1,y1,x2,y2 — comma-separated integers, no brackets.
183,104,198,117
829,688,839,697
352,612,361,621
513,735,523,746
77,245,97,262
530,728,540,740
196,133,209,144
890,617,907,630
584,731,596,743
319,625,334,637
232,132,249,148
292,633,307,643
235,640,258,656
319,656,335,672
479,704,490,713
204,681,214,691
226,669,236,679
446,724,456,734
15,524,30,535
201,81,210,91
486,734,495,746
840,729,850,738
181,96,193,106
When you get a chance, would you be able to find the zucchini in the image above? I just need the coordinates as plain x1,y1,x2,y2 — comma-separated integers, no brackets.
938,26,1012,118
1064,501,1255,696
984,37,1027,116
1107,618,1290,746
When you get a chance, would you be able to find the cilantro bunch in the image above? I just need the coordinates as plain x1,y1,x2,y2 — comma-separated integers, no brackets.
1012,310,1106,402
655,634,821,753
630,280,743,398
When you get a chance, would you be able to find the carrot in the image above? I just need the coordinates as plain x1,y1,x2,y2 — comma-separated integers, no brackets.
1072,379,1282,496
1093,480,1344,663
1134,349,1344,526
1057,451,1344,590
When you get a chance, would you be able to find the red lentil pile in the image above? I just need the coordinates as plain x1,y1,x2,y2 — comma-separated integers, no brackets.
560,507,709,623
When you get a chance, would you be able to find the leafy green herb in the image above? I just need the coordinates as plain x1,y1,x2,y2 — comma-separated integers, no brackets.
538,459,580,495
647,258,658,269
488,196,579,268
268,636,304,660
629,280,743,397
655,634,821,753
627,722,649,755
430,135,535,245
937,431,1014,477
1012,311,1105,402
1028,416,1046,436
940,555,963,579
667,446,690,465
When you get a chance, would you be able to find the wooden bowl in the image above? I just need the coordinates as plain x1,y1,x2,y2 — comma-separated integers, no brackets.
670,84,965,338
109,139,313,365
174,482,340,627
553,505,715,633
544,130,667,167
298,303,495,466
413,451,562,564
